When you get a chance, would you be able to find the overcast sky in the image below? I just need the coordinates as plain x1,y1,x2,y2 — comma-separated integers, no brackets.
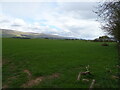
0,1,105,39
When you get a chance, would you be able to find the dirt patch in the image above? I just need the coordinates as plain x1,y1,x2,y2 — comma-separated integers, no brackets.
47,73,59,79
22,76,43,88
101,43,109,46
2,59,9,65
2,85,9,89
22,73,60,88
23,69,32,79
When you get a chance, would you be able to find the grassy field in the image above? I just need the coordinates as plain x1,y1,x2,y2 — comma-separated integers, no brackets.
2,38,119,88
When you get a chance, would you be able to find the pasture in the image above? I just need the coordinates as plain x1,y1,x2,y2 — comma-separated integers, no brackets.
2,38,118,88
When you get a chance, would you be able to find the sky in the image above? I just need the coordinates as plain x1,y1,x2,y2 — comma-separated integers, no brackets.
0,1,105,39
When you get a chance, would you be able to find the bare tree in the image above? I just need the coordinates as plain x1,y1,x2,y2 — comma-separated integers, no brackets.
95,1,120,42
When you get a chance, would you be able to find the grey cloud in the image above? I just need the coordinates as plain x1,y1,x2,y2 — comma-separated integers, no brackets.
0,19,10,23
58,2,98,19
67,26,84,34
59,2,97,11
11,24,22,27
76,11,97,19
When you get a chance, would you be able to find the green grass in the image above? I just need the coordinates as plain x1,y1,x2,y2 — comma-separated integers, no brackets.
2,38,119,88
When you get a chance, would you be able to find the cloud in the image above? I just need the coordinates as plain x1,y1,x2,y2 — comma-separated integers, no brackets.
11,18,27,27
57,2,98,19
0,2,105,39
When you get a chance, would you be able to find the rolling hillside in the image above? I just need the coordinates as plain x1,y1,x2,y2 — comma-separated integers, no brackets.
1,29,67,39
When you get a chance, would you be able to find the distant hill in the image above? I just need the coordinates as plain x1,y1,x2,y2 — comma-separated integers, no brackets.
1,29,69,39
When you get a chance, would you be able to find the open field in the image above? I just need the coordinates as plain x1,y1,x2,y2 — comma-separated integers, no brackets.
2,38,119,88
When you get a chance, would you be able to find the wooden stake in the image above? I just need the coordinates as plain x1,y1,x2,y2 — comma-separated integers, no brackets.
77,72,81,81
89,79,95,90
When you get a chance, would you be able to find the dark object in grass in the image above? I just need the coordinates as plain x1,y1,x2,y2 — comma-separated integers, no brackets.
101,43,109,46
81,71,92,75
77,71,92,81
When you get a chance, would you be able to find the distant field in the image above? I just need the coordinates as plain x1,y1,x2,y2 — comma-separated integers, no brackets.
2,38,118,88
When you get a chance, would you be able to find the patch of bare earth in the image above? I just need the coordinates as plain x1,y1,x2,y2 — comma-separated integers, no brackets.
22,76,43,88
2,59,9,65
2,85,9,89
22,71,60,88
47,73,59,79
23,69,32,79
